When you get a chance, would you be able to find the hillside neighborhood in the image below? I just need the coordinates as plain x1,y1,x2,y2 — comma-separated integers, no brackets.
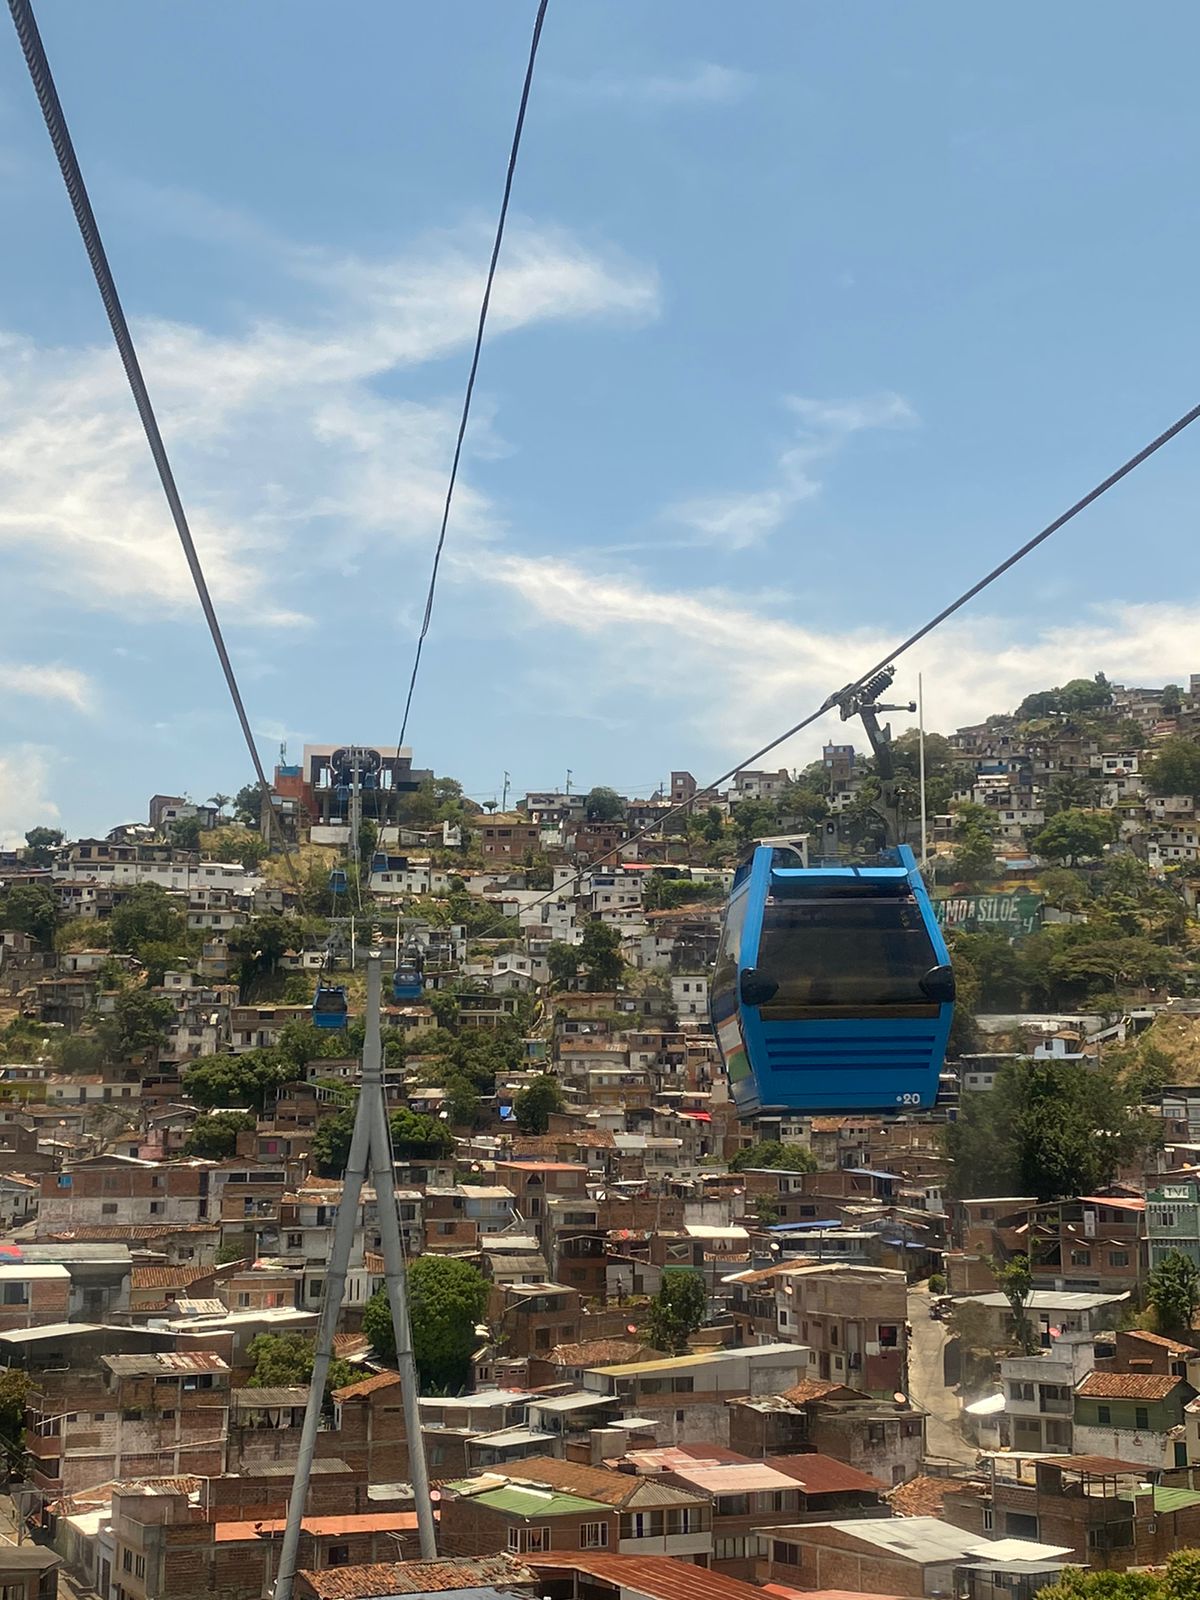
7,677,1200,1600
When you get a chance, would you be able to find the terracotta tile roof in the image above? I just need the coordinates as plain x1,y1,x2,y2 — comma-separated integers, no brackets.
296,1555,536,1599
810,1118,849,1133
499,1456,699,1509
48,1224,217,1241
1076,1371,1181,1400
1123,1329,1200,1356
215,1512,417,1542
332,1370,401,1401
779,1379,864,1405
130,1267,206,1290
548,1339,661,1368
333,1332,370,1360
888,1474,960,1518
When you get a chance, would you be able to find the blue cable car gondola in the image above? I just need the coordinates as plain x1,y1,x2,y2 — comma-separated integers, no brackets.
710,842,954,1117
312,981,349,1031
328,868,348,896
392,954,423,1003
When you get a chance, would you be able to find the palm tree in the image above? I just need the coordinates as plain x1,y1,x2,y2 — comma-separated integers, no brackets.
209,793,233,817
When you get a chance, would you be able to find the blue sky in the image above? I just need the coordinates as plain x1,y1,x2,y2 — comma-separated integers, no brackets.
2,2,1200,841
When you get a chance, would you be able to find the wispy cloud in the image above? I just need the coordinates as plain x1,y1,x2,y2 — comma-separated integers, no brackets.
480,551,1200,769
0,221,659,623
669,391,917,550
554,62,752,108
0,745,61,849
0,661,92,709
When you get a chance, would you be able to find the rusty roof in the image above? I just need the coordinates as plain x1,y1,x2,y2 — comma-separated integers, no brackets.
548,1340,660,1368
1076,1371,1182,1400
215,1512,418,1542
531,1554,769,1600
1044,1454,1155,1474
765,1454,888,1496
296,1555,536,1598
130,1267,207,1290
498,1457,698,1508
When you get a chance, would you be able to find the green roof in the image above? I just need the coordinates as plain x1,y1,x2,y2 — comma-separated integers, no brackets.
1154,1485,1200,1514
465,1484,610,1517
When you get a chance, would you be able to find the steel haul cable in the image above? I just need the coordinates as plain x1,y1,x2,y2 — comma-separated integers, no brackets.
522,397,1200,908
394,0,549,758
8,0,304,899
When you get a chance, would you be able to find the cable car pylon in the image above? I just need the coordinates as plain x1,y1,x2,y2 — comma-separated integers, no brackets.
274,952,436,1600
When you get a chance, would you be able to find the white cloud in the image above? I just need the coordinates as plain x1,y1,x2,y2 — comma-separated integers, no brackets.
669,391,917,549
555,62,752,108
0,661,92,709
481,552,1200,771
0,222,659,623
0,745,60,849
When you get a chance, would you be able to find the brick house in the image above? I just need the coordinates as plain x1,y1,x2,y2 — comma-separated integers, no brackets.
582,1345,808,1448
726,1381,926,1487
479,815,540,863
0,1264,70,1331
327,1371,410,1481
36,1156,208,1238
0,1547,59,1600
1073,1370,1193,1469
491,1283,583,1358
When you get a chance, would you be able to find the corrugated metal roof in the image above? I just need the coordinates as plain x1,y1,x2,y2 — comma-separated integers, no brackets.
1154,1485,1200,1513
466,1484,609,1517
766,1454,888,1496
530,1554,769,1600
670,1461,800,1494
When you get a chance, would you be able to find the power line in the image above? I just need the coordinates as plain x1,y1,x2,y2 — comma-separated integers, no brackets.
524,397,1200,905
394,0,549,754
7,0,305,899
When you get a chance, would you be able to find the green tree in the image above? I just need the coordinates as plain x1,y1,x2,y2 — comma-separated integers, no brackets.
234,781,269,827
364,1257,490,1391
951,802,999,887
1016,688,1062,720
579,921,623,991
443,1074,482,1129
1059,675,1112,713
109,884,186,956
1147,1250,1200,1335
209,794,233,817
245,1332,358,1400
1039,868,1090,914
168,815,203,850
729,1140,817,1173
702,806,725,843
1044,774,1100,816
98,989,174,1064
1032,808,1118,866
1144,737,1200,797
944,1058,1156,1200
584,786,624,822
311,1105,356,1176
992,1253,1035,1353
388,1106,455,1159
514,1074,566,1134
0,1367,30,1474
183,1111,256,1159
644,1269,707,1355
547,942,580,989
182,1050,294,1114
227,914,295,995
23,826,64,868
0,882,59,947
733,798,779,846
55,1034,105,1074
1041,1550,1200,1600
1162,685,1184,717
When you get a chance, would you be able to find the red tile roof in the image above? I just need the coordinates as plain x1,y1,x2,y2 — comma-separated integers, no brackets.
1076,1371,1181,1400
215,1512,418,1542
331,1370,401,1402
131,1267,207,1290
297,1555,536,1598
778,1379,864,1405
888,1474,962,1518
548,1339,661,1368
1122,1329,1200,1356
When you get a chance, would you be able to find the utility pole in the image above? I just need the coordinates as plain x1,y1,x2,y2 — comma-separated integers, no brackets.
273,954,436,1600
502,770,511,812
565,768,573,796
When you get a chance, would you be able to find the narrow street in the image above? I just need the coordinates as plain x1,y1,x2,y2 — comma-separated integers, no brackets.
907,1282,977,1467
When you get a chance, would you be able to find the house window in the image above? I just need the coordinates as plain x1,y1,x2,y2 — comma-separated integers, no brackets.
1136,1407,1150,1430
1097,1405,1112,1424
102,1203,118,1215
1109,1250,1130,1267
983,1509,994,1532
581,1523,608,1549
1070,1250,1091,1266
715,1537,747,1560
1,1283,28,1306
327,1545,350,1567
773,1542,801,1566
878,1324,899,1348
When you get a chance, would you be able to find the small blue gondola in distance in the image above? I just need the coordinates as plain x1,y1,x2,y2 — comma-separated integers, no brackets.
710,842,954,1116
392,960,423,1003
312,981,349,1030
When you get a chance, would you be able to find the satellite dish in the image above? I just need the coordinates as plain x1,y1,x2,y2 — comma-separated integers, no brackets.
627,1324,638,1335
893,1392,907,1404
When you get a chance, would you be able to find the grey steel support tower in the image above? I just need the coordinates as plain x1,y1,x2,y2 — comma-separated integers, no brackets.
272,953,436,1600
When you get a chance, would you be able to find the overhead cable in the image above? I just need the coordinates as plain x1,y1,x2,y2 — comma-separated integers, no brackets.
394,0,549,754
7,0,305,897
527,397,1200,903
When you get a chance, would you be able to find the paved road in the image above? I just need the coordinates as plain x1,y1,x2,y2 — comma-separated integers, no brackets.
907,1281,976,1467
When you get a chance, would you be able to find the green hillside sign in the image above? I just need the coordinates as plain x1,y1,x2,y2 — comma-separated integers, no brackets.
934,891,1043,937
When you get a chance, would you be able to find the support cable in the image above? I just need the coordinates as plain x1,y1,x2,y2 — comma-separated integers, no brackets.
526,398,1200,905
7,0,304,897
394,0,549,754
